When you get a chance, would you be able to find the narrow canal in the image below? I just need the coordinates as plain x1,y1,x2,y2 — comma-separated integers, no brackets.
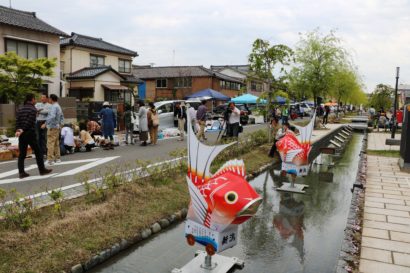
91,133,364,273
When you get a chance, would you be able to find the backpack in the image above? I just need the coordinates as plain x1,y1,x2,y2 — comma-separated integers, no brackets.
151,111,159,126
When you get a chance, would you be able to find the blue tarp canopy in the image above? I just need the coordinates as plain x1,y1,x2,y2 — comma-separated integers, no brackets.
185,88,230,101
275,96,287,104
231,93,266,104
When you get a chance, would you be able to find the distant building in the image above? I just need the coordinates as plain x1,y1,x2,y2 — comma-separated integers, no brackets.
60,33,141,104
132,65,244,101
399,84,410,106
0,5,68,100
210,65,269,95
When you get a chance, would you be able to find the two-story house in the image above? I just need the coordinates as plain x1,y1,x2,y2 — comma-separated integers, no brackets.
210,65,269,96
132,65,244,101
60,33,140,104
0,5,68,98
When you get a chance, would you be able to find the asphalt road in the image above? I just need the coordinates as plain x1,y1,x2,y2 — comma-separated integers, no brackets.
0,124,267,197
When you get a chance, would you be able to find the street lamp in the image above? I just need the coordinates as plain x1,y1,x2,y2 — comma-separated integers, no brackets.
391,67,400,139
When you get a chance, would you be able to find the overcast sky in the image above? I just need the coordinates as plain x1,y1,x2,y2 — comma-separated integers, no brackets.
3,0,409,92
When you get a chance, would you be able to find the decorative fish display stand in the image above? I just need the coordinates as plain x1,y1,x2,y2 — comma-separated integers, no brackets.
173,117,262,273
276,114,316,194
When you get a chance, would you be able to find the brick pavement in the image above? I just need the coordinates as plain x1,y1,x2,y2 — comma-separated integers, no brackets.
359,155,410,273
368,132,401,151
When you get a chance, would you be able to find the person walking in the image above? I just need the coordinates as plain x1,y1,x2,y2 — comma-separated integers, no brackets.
100,101,117,150
45,94,64,165
137,100,149,146
174,102,187,141
35,94,50,158
147,102,159,145
196,100,208,141
226,102,240,138
15,94,52,179
124,104,135,145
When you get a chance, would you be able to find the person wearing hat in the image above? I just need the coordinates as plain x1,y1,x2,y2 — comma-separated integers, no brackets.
99,101,117,150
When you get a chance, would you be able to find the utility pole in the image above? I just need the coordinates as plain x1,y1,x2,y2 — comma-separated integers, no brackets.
9,0,12,8
391,67,400,139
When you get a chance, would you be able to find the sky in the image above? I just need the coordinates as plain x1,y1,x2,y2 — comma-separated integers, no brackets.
3,0,410,92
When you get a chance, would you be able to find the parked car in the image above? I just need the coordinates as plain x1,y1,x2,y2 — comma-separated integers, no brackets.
289,102,312,116
154,99,201,129
213,103,249,125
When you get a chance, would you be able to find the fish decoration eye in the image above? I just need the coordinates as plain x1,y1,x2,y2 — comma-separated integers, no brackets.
225,191,238,204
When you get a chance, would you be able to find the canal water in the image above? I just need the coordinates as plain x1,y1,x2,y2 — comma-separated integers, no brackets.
91,134,363,273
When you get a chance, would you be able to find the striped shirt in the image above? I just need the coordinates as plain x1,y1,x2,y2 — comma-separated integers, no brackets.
16,102,37,132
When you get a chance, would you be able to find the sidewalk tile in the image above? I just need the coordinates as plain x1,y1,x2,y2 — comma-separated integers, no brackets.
364,220,410,234
360,259,410,273
364,213,386,222
363,227,389,239
384,194,410,201
386,204,410,212
367,192,384,198
368,188,403,195
365,207,409,217
365,200,385,209
362,237,410,253
391,231,410,243
361,247,392,263
388,216,410,225
366,196,405,205
393,252,410,267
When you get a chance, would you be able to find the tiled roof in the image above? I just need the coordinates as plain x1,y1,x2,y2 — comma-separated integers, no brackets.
0,5,68,36
211,65,250,74
61,33,138,56
67,66,125,80
132,66,243,83
121,75,144,84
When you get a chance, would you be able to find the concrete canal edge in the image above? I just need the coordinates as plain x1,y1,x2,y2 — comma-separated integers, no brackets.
70,160,277,273
335,132,368,273
69,126,350,273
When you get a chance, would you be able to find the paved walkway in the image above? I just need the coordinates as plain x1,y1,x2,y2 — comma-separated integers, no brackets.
368,132,401,151
359,155,410,273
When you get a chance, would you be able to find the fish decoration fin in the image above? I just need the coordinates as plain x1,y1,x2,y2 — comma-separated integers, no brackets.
285,149,303,162
294,113,316,144
187,112,235,184
186,176,208,224
212,159,246,179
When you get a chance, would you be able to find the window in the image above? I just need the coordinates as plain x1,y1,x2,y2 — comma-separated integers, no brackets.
5,38,47,59
175,77,192,88
104,90,122,102
156,79,167,88
118,59,131,73
157,103,173,113
90,55,105,67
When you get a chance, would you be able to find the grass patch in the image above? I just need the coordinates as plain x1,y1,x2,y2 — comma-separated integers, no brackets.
367,150,400,158
0,130,273,273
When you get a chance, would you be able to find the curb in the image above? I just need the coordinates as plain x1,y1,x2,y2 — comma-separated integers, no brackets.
335,132,368,273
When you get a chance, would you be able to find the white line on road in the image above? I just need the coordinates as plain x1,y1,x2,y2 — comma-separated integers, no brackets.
0,173,58,185
54,156,119,177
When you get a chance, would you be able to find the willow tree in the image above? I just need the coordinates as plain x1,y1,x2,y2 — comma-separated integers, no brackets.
369,84,394,111
248,38,293,141
291,30,346,106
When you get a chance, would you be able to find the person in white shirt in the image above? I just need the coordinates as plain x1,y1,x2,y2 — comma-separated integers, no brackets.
35,94,50,157
61,124,75,154
187,103,197,133
226,102,241,138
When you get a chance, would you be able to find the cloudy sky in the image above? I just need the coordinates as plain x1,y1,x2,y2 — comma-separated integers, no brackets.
3,0,409,92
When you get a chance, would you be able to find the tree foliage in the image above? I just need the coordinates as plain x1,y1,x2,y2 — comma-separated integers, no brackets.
369,84,394,111
290,29,346,105
0,51,56,105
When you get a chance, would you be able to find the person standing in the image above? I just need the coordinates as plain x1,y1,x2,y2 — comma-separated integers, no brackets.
137,100,149,146
124,104,135,145
196,100,208,141
174,102,187,141
100,101,117,150
35,94,50,158
187,103,197,133
15,94,52,179
45,94,64,165
268,117,281,158
147,102,159,145
282,106,289,124
323,105,330,125
226,102,241,138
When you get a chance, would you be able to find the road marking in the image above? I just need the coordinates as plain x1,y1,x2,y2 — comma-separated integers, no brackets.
0,158,103,180
54,156,119,177
0,173,58,185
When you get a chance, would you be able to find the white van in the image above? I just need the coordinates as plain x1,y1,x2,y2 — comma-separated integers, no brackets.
154,100,201,129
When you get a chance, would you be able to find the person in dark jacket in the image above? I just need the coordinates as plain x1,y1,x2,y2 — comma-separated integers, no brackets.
99,101,117,150
124,104,135,145
174,102,187,141
15,93,52,179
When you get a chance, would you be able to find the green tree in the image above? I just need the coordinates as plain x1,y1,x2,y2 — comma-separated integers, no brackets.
291,29,346,106
248,38,293,141
0,51,56,105
369,84,394,111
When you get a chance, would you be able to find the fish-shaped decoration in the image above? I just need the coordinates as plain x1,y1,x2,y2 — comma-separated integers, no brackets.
185,114,262,253
276,114,316,176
